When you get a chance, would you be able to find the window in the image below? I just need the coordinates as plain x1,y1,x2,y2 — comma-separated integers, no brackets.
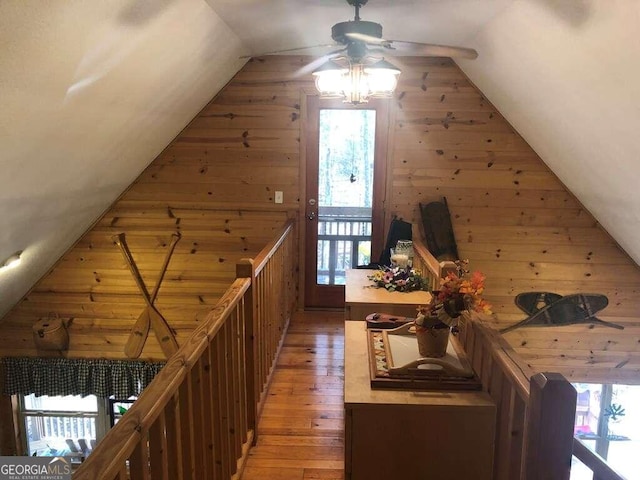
18,394,136,460
570,383,640,480
20,394,102,460
108,397,136,427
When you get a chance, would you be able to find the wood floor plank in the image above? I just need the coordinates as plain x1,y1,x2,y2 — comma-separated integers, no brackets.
291,385,344,395
260,403,344,413
245,458,344,470
247,445,343,460
264,393,344,405
259,409,344,420
241,311,345,480
242,466,304,480
303,468,345,479
271,374,344,385
256,435,343,447
258,417,313,429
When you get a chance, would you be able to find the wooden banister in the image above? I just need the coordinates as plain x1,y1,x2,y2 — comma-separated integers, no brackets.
403,239,626,480
465,319,534,400
458,312,579,480
525,373,577,480
411,239,457,291
248,219,296,417
252,220,294,274
74,278,251,479
572,438,627,480
74,220,297,480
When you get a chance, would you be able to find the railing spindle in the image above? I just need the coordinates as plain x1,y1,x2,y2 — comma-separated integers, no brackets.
200,346,215,477
129,436,150,480
73,221,295,479
177,379,193,478
164,395,182,480
209,339,223,480
148,411,167,480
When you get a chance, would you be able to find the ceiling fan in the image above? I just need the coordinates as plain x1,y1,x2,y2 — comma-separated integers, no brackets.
244,0,478,61
242,0,477,104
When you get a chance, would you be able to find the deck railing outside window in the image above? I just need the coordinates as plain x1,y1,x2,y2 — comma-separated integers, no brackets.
317,206,372,285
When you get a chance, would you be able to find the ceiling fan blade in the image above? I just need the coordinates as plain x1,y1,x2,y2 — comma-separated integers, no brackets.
240,44,339,59
388,40,478,59
344,32,477,59
344,32,392,47
292,48,347,78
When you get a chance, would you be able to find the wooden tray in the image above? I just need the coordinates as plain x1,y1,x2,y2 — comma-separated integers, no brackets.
365,312,415,329
367,323,482,391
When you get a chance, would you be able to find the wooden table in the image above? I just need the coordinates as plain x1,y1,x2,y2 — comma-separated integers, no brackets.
344,269,432,320
344,321,496,480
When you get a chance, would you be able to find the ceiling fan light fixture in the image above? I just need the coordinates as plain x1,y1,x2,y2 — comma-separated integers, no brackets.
313,57,401,105
364,58,401,97
341,63,370,105
312,60,349,98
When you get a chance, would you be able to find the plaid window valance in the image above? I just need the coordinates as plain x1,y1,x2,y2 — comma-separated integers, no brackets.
2,357,165,398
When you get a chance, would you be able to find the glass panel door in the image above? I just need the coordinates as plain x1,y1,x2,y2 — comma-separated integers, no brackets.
304,97,389,309
316,109,376,285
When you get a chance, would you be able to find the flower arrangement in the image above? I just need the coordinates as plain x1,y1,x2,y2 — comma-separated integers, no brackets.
415,260,492,331
368,265,427,293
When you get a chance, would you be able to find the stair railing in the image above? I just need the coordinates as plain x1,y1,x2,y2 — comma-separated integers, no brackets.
459,309,578,480
411,239,457,291
413,240,579,480
572,438,626,480
73,220,296,480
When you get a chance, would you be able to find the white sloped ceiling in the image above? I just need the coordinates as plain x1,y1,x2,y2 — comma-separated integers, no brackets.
0,0,247,316
2,0,640,317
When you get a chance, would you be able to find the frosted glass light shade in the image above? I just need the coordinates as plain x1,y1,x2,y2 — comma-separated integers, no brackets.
313,60,348,98
313,58,401,105
365,59,401,96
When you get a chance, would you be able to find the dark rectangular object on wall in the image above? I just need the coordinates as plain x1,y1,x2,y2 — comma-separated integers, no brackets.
420,199,459,262
378,217,412,267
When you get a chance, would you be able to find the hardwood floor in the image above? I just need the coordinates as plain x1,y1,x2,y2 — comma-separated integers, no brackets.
241,310,345,480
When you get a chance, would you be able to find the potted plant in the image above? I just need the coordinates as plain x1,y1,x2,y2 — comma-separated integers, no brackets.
414,260,491,357
367,265,427,292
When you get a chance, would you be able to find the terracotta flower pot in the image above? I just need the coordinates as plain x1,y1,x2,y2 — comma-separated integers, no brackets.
416,325,450,358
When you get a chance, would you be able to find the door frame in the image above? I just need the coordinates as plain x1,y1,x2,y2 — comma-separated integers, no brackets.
302,95,390,309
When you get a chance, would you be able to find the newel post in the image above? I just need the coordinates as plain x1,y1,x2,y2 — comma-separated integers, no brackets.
237,258,257,445
525,372,577,480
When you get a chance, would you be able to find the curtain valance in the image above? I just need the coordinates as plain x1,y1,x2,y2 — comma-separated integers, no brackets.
2,357,165,398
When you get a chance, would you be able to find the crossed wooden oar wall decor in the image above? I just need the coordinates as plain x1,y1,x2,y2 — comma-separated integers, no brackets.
113,232,181,359
500,292,624,334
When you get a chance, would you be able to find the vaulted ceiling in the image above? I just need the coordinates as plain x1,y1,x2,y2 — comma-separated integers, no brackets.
2,0,639,316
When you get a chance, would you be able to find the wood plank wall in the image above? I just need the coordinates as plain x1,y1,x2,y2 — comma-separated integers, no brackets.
385,58,640,384
1,55,638,384
0,58,300,360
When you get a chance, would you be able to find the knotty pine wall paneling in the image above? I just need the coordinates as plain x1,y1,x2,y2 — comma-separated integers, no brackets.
385,57,640,384
1,55,639,383
0,57,307,361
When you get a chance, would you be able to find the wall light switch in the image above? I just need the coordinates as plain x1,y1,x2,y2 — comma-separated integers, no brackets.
275,191,283,204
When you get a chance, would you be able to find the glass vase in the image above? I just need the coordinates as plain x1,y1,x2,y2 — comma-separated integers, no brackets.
394,240,413,267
